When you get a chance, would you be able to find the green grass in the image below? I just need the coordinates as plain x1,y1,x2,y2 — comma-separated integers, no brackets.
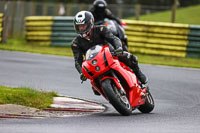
0,85,58,109
1,39,200,69
0,39,73,56
136,53,200,68
128,5,200,25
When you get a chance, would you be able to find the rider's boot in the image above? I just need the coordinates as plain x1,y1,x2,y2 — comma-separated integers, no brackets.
118,52,148,84
131,59,148,84
133,67,148,84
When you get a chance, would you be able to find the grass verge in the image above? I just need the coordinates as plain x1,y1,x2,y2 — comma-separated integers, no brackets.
1,39,200,69
0,39,73,56
128,5,200,25
136,53,200,68
0,85,58,109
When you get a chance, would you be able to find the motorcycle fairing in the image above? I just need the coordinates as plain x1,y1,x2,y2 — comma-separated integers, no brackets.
101,76,121,89
111,59,137,88
82,46,113,79
128,85,146,107
110,60,145,106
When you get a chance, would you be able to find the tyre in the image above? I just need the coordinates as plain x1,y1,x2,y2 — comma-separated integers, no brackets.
138,87,154,113
101,79,132,116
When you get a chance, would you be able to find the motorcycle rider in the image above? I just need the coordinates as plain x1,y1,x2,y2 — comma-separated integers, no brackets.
90,0,128,51
71,11,147,94
90,0,122,25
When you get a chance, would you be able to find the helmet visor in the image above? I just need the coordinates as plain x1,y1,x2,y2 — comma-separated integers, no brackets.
77,24,88,33
74,22,93,36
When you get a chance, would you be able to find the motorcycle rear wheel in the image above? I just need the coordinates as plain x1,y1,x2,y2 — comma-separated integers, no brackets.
102,79,132,116
138,87,154,113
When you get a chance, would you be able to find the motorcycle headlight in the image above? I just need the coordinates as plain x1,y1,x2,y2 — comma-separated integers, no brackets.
95,66,100,72
92,59,97,65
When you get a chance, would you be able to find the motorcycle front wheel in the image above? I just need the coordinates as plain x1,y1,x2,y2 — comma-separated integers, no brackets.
102,79,132,116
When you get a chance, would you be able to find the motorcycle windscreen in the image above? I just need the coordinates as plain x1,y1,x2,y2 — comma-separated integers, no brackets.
85,45,102,61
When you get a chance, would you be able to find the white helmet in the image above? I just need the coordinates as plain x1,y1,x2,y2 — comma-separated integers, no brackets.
74,11,94,38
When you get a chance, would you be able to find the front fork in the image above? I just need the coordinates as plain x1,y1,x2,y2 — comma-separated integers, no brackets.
101,70,127,97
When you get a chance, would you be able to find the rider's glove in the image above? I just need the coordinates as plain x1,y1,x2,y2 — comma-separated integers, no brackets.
80,73,87,81
115,47,123,55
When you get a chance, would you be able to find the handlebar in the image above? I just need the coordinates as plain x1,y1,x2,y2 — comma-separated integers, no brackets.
95,20,104,25
111,51,123,56
111,52,117,56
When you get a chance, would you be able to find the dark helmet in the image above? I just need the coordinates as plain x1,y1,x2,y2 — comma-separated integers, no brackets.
93,0,107,12
73,11,94,38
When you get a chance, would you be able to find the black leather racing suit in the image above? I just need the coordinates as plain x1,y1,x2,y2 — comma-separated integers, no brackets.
90,8,121,25
89,8,128,51
71,25,138,75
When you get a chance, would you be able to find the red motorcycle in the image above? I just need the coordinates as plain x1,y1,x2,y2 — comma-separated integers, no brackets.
82,45,154,116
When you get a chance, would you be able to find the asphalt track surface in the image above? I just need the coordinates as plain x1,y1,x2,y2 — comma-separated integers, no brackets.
0,50,200,133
